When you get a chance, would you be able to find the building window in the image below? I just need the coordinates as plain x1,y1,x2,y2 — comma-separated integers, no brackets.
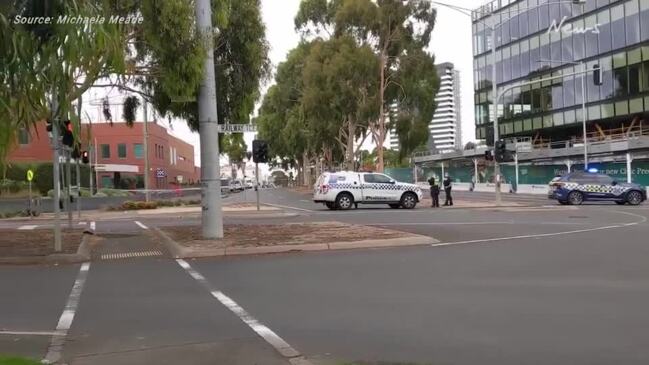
18,128,30,145
101,175,113,188
134,143,143,159
117,143,127,159
101,144,110,159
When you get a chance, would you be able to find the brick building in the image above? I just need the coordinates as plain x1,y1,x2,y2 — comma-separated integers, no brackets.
9,121,200,189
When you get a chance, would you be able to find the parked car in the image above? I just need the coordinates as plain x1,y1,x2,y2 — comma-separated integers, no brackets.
244,177,254,189
230,180,244,192
548,171,646,205
313,171,423,210
220,178,231,194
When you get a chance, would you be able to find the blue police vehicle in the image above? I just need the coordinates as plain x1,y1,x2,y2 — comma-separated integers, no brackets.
548,171,646,205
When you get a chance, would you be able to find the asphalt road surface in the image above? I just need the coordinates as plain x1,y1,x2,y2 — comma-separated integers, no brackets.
1,188,648,364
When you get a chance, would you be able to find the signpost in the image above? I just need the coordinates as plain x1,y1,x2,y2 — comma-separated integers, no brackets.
27,169,34,218
216,124,258,133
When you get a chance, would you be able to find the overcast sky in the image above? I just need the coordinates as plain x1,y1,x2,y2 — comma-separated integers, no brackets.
86,0,487,167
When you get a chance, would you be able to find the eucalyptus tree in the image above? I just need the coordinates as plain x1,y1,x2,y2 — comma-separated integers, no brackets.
295,0,439,171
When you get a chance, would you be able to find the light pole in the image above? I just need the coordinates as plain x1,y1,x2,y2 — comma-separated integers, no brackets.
539,59,588,170
430,0,586,205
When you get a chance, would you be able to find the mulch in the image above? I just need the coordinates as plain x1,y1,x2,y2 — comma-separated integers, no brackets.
162,222,408,249
0,229,84,257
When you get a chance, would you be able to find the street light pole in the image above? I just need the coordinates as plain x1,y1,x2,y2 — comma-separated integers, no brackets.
489,22,502,205
195,0,224,239
143,100,150,202
51,92,62,252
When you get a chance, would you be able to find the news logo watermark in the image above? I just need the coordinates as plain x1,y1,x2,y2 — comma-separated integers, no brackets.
13,14,143,26
547,16,600,35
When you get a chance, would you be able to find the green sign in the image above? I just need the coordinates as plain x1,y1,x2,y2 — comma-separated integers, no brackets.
26,169,34,182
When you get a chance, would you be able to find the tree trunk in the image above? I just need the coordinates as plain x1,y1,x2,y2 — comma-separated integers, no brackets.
346,120,356,171
302,151,310,186
376,53,387,173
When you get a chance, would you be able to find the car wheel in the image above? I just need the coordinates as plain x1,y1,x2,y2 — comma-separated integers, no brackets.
615,201,626,205
400,192,417,209
336,193,354,210
568,191,583,205
626,190,643,206
558,200,569,205
325,202,337,210
388,203,400,209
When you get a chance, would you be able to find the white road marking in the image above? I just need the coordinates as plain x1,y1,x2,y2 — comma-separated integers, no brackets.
78,221,87,225
100,251,162,260
372,221,608,226
176,259,312,363
430,209,647,248
42,262,91,364
134,221,149,230
0,330,61,336
264,203,315,212
89,221,96,231
17,225,38,230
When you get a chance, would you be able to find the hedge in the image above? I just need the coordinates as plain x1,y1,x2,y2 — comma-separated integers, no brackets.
4,163,94,195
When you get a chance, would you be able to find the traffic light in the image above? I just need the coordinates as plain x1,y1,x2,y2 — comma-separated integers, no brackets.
252,139,269,163
494,140,507,163
485,150,494,161
593,64,603,85
61,120,74,147
82,151,89,164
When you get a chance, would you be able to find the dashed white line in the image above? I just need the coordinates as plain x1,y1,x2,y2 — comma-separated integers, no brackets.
89,221,96,231
263,203,315,213
42,262,91,364
0,330,61,336
176,259,312,364
134,221,149,230
17,225,38,230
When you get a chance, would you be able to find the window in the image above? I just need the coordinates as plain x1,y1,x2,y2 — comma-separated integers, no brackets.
609,6,625,51
18,128,30,145
595,174,613,185
101,144,110,159
134,143,143,159
598,9,613,53
584,15,599,58
364,174,392,184
626,1,640,46
101,175,113,188
117,143,127,158
642,0,649,41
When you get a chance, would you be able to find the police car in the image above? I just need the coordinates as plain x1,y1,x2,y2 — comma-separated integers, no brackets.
313,171,423,210
548,171,646,205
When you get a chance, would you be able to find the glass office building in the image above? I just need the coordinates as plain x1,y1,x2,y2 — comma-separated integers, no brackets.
472,0,649,142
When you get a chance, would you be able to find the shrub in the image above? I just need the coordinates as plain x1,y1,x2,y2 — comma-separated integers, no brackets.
116,200,158,210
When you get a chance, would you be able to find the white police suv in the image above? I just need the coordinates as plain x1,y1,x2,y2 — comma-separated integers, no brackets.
313,171,423,210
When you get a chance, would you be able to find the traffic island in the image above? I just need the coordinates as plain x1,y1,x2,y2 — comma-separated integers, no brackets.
0,229,94,265
152,221,438,258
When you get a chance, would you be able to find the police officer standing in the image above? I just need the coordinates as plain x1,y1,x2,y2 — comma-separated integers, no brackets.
428,176,440,208
443,174,453,206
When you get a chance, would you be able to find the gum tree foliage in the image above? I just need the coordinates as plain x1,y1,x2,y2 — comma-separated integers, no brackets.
0,0,126,166
295,0,440,171
1,0,269,167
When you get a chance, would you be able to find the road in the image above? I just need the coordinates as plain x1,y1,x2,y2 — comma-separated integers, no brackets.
1,188,648,364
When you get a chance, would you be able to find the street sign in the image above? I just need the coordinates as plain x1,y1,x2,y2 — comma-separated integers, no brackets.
216,124,257,133
26,169,34,182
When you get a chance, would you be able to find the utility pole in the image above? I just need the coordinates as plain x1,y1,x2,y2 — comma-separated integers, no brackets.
51,93,62,252
195,0,223,238
76,96,82,218
65,145,72,228
143,100,150,202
